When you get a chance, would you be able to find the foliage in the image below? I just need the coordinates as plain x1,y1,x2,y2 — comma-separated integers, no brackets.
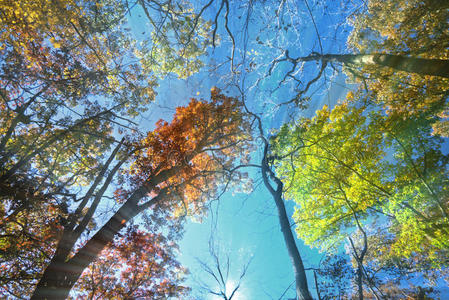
347,0,449,134
137,0,213,79
0,0,214,202
0,0,219,297
28,89,251,298
72,226,190,299
2,0,448,297
125,87,252,216
272,95,449,265
272,100,386,250
0,199,62,299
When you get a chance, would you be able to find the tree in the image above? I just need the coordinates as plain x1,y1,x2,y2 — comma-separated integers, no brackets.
271,95,449,295
30,89,251,299
271,100,386,299
245,107,313,300
0,0,213,204
0,1,140,296
274,96,449,253
262,0,448,124
201,0,448,297
352,227,448,299
260,143,313,300
346,0,449,132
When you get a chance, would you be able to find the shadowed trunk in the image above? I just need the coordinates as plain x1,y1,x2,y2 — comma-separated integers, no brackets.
272,185,313,300
293,53,449,78
31,161,181,299
261,144,312,300
336,54,449,78
30,200,140,299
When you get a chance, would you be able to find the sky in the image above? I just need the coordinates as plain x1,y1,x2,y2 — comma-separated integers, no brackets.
179,172,323,299
126,1,356,299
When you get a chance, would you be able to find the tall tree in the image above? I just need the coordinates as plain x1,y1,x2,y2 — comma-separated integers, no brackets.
0,0,215,297
31,89,251,299
271,96,449,295
346,0,449,133
246,107,312,300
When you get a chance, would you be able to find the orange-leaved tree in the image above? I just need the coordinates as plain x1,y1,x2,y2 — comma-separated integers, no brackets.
30,88,252,299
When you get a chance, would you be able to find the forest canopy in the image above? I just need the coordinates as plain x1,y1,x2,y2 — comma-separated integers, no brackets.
0,0,448,299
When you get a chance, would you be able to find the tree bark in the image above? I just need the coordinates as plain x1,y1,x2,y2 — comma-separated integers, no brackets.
274,188,312,300
261,144,312,300
293,53,449,78
334,54,449,78
30,156,185,299
31,199,140,299
356,263,364,300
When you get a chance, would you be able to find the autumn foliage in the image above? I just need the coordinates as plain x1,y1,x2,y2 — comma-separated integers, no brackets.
347,0,449,133
125,87,251,215
26,89,250,299
0,0,230,297
73,226,189,299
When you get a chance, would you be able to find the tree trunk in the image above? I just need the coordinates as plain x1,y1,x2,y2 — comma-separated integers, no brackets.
327,54,449,78
31,162,180,299
273,189,313,300
261,145,312,300
31,200,140,299
356,263,364,300
292,53,449,78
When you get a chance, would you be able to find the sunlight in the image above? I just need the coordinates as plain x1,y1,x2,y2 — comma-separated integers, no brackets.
208,279,249,300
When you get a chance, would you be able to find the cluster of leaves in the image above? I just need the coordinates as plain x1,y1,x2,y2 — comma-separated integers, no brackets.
272,101,386,250
137,0,213,79
72,226,190,299
0,199,62,298
347,0,449,135
123,87,253,217
272,92,449,295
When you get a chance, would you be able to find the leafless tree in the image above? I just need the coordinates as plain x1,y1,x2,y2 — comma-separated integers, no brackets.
194,234,253,300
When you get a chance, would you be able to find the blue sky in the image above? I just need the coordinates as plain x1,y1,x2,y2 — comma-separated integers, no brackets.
179,171,324,299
